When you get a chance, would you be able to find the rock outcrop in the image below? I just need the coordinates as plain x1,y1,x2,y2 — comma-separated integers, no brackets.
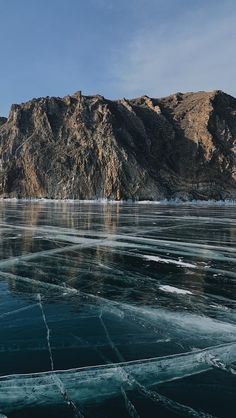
0,90,235,200
0,117,7,127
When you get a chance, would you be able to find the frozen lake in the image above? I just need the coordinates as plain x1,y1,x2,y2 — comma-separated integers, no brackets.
0,200,235,418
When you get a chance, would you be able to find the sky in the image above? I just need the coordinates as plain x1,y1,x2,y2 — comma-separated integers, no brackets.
0,0,236,115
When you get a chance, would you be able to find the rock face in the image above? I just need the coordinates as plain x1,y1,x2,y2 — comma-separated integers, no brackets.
0,90,235,200
0,117,7,127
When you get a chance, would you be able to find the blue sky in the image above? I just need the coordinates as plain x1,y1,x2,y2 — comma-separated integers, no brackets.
0,0,236,115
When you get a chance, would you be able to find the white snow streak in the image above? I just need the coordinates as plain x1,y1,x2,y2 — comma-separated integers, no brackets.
159,285,193,295
144,255,196,268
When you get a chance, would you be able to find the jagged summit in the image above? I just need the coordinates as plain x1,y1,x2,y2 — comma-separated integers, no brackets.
0,90,235,200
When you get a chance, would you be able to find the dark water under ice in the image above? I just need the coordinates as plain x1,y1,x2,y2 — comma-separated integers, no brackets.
0,200,235,418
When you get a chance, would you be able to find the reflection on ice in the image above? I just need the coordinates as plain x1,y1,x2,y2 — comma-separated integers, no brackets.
0,201,235,417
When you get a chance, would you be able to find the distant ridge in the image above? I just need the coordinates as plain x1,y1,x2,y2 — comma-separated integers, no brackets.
0,90,235,200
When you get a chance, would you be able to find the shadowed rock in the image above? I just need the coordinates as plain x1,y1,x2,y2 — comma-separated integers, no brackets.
0,117,7,127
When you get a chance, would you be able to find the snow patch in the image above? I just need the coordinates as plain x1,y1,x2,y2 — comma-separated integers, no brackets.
159,285,193,295
144,255,196,269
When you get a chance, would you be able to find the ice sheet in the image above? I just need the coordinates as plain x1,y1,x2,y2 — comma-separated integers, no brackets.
0,201,235,417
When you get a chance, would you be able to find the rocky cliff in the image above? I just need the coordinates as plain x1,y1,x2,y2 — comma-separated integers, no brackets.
0,90,235,200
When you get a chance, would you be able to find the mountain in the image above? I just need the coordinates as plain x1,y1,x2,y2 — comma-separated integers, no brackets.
0,90,235,200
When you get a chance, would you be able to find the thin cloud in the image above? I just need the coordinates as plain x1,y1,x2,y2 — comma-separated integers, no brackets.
110,3,236,98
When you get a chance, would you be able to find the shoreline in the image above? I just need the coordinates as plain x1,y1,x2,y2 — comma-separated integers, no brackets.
0,198,235,206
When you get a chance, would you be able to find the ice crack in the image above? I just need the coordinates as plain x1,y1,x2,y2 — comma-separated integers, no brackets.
206,354,236,375
99,308,216,418
99,309,140,418
37,294,54,371
37,294,85,418
0,303,39,319
136,385,215,418
99,309,123,362
51,374,85,418
121,386,140,418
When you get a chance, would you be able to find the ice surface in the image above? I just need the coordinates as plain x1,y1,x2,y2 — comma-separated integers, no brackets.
0,201,235,417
